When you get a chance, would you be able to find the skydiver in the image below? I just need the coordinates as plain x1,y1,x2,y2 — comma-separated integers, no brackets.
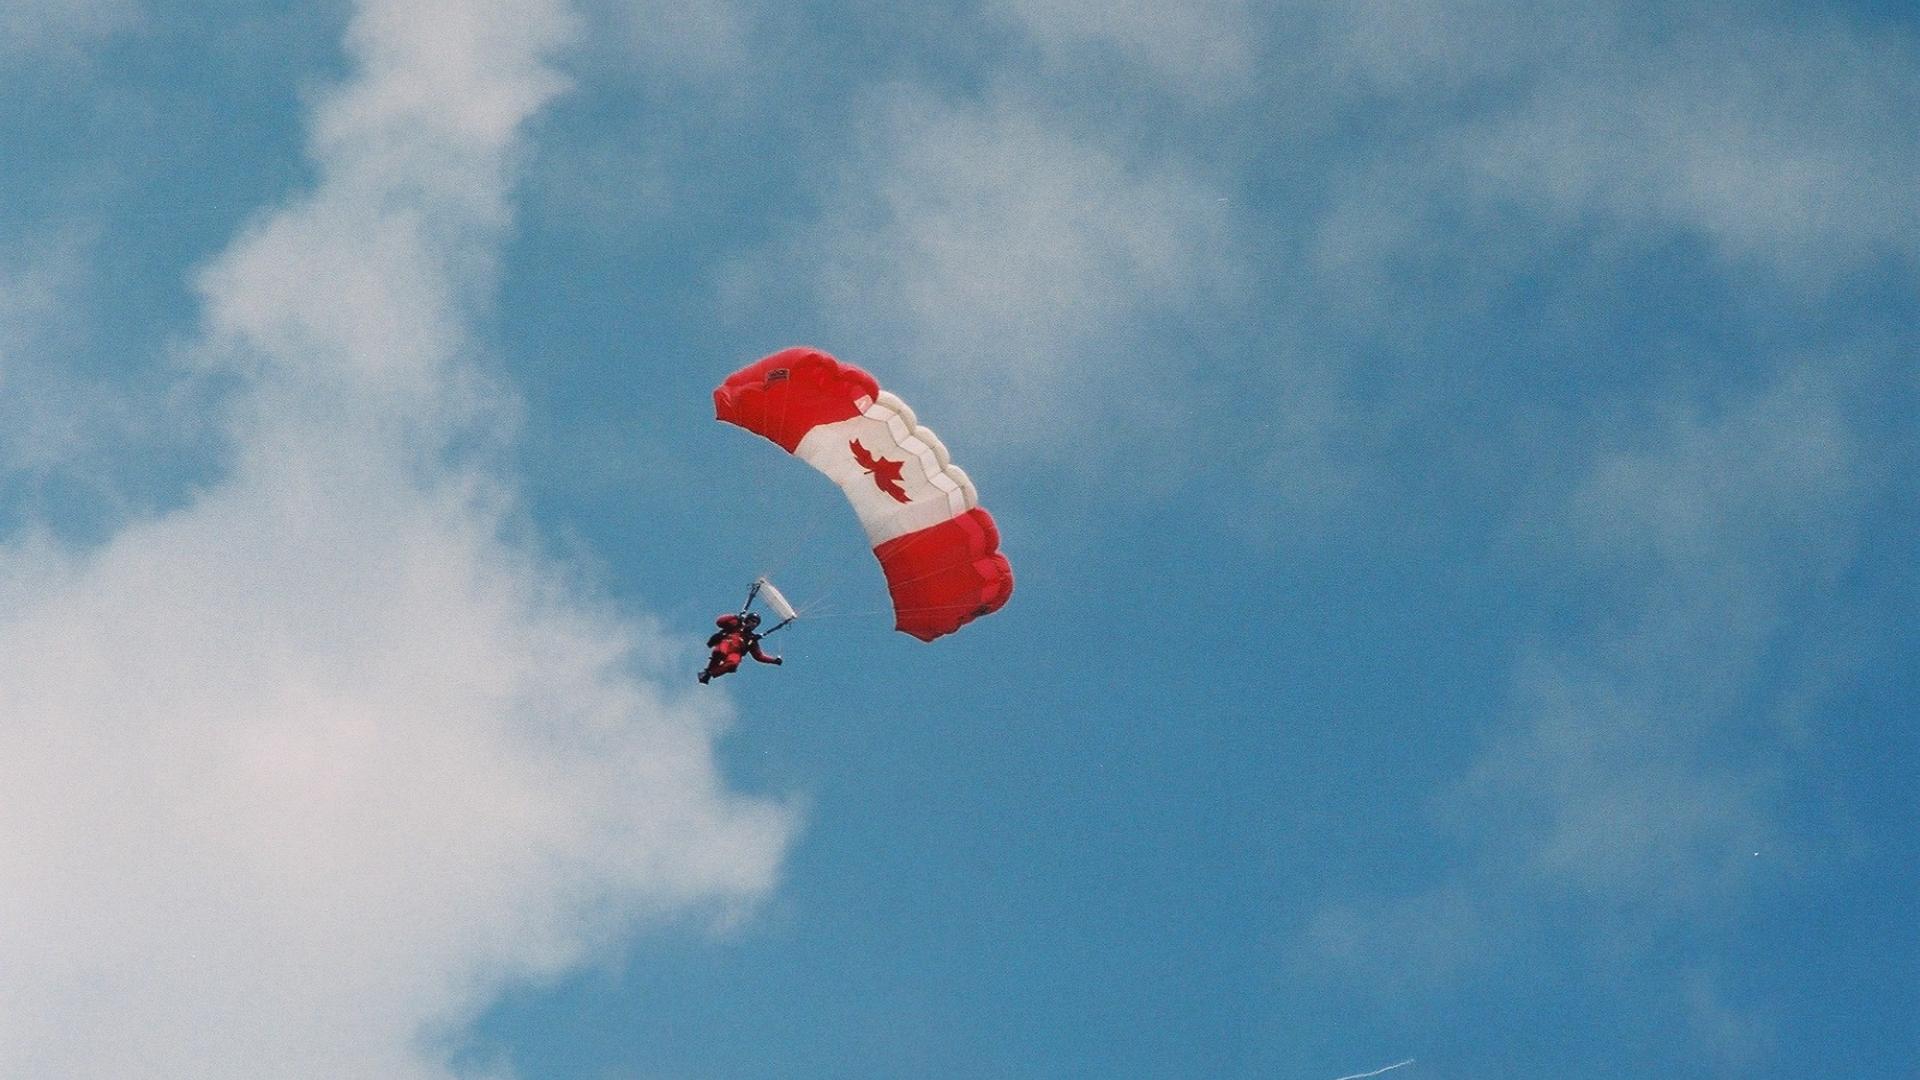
698,610,782,684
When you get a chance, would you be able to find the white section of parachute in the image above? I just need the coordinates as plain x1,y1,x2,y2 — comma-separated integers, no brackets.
752,577,798,622
793,390,979,546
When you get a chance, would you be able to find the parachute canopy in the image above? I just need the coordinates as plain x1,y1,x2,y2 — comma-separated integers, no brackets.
715,347,1013,641
752,577,798,623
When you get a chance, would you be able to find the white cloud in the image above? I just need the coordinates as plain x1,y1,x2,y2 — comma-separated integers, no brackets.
986,0,1258,100
753,86,1234,445
0,1,793,1076
0,459,788,1078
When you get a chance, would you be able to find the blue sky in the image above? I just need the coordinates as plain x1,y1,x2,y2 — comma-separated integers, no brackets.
2,2,1915,1078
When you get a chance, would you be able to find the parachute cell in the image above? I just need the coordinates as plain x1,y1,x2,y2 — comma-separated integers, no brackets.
715,347,1013,641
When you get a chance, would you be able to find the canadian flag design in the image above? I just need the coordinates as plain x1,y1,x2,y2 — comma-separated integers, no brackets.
714,347,1014,641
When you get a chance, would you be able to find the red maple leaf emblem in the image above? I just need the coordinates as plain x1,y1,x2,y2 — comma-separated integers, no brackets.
850,439,911,503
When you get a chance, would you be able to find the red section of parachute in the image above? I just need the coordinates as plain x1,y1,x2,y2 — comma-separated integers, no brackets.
713,347,879,453
874,508,1014,641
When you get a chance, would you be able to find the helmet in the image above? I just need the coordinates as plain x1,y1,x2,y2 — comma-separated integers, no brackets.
742,612,762,629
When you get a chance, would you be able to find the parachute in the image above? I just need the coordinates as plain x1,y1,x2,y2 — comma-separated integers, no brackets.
715,347,1013,641
747,576,798,629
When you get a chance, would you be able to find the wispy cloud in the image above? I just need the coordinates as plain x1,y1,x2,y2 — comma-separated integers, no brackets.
0,0,139,57
1280,10,1912,1071
986,0,1258,101
1276,8,1918,530
0,227,182,530
0,1,792,1076
0,232,91,477
1307,0,1616,98
1301,10,1920,296
1459,21,1920,288
1305,364,1871,1065
592,0,753,83
746,85,1234,450
1478,368,1863,895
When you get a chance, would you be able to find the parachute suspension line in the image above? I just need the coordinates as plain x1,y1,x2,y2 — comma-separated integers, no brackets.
772,487,996,628
737,365,823,588
786,597,1003,620
776,528,870,617
732,429,791,591
794,585,851,624
785,553,1027,621
733,436,833,599
812,591,998,632
759,365,857,590
766,605,873,621
766,535,1032,623
716,353,838,627
751,473,887,620
867,556,990,596
751,502,836,596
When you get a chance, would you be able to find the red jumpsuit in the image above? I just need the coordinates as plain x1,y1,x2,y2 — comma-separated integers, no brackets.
699,614,781,683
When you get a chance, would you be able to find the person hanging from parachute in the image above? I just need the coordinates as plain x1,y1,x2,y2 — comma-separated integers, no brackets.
696,347,1014,684
697,611,778,684
698,578,794,684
